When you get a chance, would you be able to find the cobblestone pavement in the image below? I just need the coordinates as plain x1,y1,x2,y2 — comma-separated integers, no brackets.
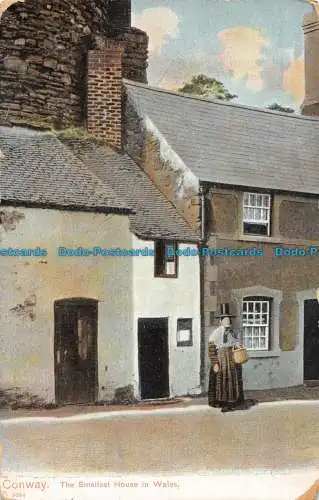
0,384,318,420
246,384,319,402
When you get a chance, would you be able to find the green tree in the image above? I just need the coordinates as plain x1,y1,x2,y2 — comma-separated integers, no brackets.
266,103,295,113
178,74,237,101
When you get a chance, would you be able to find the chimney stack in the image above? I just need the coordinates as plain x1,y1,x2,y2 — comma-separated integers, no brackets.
87,41,124,150
301,9,319,116
109,0,131,29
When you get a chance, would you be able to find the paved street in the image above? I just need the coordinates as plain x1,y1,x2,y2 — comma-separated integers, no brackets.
1,401,319,475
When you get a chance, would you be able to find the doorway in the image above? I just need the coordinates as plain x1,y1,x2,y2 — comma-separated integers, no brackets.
304,298,319,380
54,298,98,404
138,318,169,399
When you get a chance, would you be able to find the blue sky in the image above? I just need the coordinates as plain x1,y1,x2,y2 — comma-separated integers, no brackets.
132,0,310,111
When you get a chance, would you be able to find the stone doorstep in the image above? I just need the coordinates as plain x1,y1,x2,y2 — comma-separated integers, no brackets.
303,380,319,387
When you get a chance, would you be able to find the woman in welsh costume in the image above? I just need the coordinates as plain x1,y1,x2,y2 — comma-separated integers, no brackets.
208,303,248,413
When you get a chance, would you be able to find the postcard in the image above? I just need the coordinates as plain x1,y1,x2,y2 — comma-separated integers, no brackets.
0,0,319,499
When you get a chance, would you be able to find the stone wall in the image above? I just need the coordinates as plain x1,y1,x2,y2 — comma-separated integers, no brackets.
124,99,200,231
0,0,148,129
279,200,319,240
0,206,134,403
112,27,148,84
203,187,319,348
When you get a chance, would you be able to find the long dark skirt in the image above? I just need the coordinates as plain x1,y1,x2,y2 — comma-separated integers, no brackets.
208,347,244,408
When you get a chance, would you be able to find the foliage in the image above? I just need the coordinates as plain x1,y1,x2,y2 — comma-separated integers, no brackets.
49,126,92,139
266,103,295,113
178,74,237,101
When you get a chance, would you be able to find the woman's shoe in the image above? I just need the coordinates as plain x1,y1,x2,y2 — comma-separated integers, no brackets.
221,406,234,413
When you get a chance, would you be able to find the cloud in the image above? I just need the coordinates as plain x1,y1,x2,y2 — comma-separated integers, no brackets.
218,26,269,92
132,7,180,56
283,56,305,104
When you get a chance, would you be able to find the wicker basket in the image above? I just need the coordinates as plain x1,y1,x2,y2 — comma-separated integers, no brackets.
233,347,248,364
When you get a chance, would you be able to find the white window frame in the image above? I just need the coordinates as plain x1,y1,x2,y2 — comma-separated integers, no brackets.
232,286,282,358
242,297,271,351
243,192,271,236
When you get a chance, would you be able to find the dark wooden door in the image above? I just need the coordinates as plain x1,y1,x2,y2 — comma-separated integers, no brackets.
138,318,169,400
304,299,319,380
54,299,98,404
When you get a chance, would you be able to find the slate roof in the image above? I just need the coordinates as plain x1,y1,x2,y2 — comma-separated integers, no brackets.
125,80,319,196
65,140,199,242
0,126,129,212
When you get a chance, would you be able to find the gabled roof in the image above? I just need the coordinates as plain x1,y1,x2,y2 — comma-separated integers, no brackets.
125,80,319,196
0,126,129,212
65,140,199,242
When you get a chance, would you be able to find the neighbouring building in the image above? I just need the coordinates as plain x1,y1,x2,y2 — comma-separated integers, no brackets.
120,6,319,392
0,0,201,406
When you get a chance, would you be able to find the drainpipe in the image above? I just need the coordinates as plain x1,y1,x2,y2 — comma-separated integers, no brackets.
198,184,207,391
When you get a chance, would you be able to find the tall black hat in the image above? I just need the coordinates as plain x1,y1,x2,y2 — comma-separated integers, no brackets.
215,303,236,318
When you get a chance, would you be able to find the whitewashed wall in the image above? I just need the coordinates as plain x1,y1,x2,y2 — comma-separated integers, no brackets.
132,235,201,398
0,207,133,403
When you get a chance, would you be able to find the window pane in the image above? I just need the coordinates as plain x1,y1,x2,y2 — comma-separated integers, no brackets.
256,195,262,207
253,338,259,349
260,337,266,349
155,240,165,276
263,195,270,208
165,242,175,262
247,314,254,323
243,297,271,350
177,318,193,346
262,314,268,324
166,261,176,275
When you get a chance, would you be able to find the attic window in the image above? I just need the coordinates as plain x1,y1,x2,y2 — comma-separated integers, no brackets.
243,192,271,236
154,240,178,278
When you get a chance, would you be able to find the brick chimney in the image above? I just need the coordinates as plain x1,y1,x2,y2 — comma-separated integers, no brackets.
301,9,319,116
87,41,124,150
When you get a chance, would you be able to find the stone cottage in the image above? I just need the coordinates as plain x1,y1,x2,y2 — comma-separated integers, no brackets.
0,0,201,406
119,6,319,392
